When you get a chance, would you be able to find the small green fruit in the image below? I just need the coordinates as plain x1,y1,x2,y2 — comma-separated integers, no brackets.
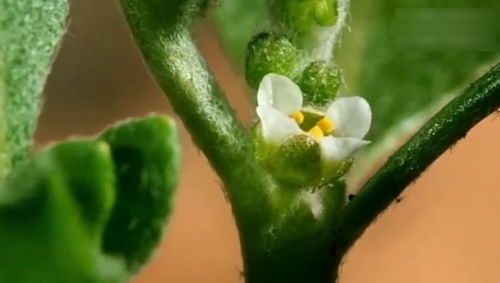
269,134,322,189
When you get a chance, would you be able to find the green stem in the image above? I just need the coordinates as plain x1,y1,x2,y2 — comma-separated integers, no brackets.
242,181,346,283
337,62,500,254
118,0,273,241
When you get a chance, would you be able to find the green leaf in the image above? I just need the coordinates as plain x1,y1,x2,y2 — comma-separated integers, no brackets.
337,1,500,181
0,141,116,283
100,115,180,273
0,115,181,282
0,0,69,177
48,141,117,240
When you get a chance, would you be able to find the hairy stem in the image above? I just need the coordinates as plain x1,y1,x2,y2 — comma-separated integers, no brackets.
337,62,500,254
118,0,273,241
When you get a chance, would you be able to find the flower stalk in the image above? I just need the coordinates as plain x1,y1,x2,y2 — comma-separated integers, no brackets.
336,62,500,256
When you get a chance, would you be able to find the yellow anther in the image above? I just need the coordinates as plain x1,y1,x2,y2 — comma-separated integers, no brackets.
290,111,305,124
308,126,324,140
316,116,336,135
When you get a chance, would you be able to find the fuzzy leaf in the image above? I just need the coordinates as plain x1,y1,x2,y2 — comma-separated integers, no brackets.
0,141,116,283
0,115,181,282
0,0,69,177
100,115,181,273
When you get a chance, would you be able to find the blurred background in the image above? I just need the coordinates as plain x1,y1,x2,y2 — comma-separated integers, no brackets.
36,0,500,282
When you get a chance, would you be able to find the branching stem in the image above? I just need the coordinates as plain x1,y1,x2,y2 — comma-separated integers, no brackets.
119,1,500,282
337,63,500,254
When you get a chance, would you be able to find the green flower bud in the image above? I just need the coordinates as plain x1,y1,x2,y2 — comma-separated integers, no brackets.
246,32,298,89
273,0,338,33
313,0,338,27
299,61,341,107
286,1,317,33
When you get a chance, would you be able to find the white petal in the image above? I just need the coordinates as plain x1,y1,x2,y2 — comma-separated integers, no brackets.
257,105,302,144
257,74,303,114
326,96,372,138
320,136,370,162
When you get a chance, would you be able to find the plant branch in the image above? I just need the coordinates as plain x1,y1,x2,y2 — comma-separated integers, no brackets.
118,0,273,232
336,62,500,253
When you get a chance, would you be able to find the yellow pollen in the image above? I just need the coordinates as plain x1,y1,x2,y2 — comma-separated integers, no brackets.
316,117,336,135
290,111,305,124
308,126,324,140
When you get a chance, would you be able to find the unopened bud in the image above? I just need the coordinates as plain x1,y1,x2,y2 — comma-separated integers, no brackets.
300,61,341,107
246,32,298,89
313,0,338,27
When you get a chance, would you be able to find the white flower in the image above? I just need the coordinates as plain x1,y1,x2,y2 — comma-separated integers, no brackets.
256,73,372,163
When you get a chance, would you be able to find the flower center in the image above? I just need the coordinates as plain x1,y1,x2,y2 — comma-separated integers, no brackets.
290,111,336,140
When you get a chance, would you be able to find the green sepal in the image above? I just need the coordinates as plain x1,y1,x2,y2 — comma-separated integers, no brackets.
100,115,181,273
321,158,353,185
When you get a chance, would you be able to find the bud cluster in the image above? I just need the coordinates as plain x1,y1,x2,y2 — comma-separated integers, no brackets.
246,32,342,108
245,0,365,191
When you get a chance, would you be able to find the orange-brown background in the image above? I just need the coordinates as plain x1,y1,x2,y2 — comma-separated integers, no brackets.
36,1,500,282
